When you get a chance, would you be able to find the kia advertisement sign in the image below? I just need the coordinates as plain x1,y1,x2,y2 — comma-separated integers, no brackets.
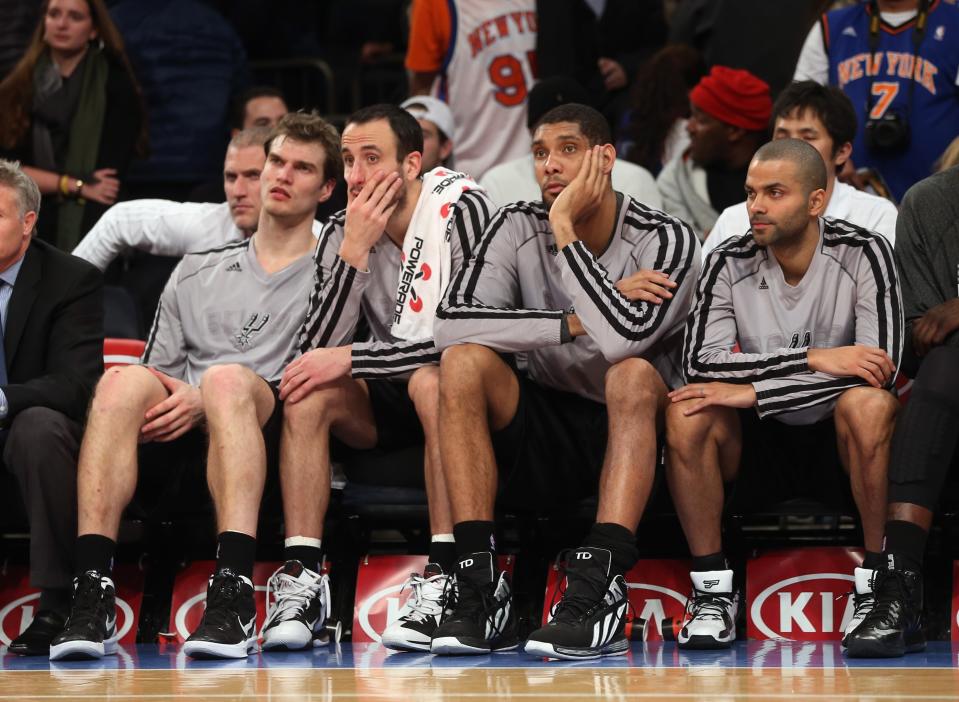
0,564,143,646
952,561,959,642
166,561,331,643
541,558,689,641
747,547,863,641
353,555,514,644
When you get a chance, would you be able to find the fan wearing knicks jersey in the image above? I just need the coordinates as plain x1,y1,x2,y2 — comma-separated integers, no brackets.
431,103,700,659
50,112,340,662
406,0,537,179
276,104,495,653
666,139,903,652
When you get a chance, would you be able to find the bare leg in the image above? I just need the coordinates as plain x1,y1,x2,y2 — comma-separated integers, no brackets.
201,365,278,537
77,366,168,539
834,386,898,553
665,403,741,557
439,345,520,523
407,366,451,535
280,378,377,539
887,502,933,531
595,358,669,530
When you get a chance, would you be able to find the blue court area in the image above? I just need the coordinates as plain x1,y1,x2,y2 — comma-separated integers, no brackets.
3,641,957,672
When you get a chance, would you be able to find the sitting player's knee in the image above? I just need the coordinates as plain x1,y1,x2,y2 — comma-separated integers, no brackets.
665,401,719,449
407,366,440,411
200,364,255,404
92,365,157,412
440,343,498,381
282,386,337,429
838,386,898,427
5,407,72,459
604,357,661,409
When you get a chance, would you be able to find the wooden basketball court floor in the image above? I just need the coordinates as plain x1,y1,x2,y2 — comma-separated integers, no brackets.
2,641,958,701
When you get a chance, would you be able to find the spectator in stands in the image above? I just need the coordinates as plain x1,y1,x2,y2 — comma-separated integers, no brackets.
275,104,496,654
536,0,666,129
619,45,706,177
231,86,288,136
72,128,304,271
845,163,959,658
109,0,247,199
0,159,103,657
431,103,700,659
401,95,455,172
480,77,662,210
48,113,338,662
794,0,959,202
0,0,41,80
406,0,537,179
703,81,899,257
656,66,771,240
666,139,901,652
188,90,291,206
0,0,147,251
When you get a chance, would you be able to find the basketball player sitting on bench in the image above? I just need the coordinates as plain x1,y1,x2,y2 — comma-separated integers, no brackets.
666,138,902,650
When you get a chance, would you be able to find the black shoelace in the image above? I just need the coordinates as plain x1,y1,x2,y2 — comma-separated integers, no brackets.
202,574,243,630
862,569,908,625
448,575,507,640
549,553,608,624
65,574,106,631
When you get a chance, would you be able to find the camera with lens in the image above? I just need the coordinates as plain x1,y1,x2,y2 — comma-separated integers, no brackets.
865,110,911,153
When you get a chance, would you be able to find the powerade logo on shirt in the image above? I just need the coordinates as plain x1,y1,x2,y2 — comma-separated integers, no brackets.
395,237,431,321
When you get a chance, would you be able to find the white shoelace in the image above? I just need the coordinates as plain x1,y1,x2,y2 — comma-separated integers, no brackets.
399,572,450,623
263,566,330,628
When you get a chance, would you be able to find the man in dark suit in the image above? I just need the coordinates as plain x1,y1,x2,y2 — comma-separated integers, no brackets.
0,159,103,655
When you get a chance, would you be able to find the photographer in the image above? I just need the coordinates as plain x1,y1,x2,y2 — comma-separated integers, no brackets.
794,0,959,202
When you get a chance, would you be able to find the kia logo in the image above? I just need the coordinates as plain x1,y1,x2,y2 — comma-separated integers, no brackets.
0,592,135,646
750,573,855,640
356,583,409,643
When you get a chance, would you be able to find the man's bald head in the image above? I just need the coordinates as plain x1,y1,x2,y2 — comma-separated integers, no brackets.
752,138,827,195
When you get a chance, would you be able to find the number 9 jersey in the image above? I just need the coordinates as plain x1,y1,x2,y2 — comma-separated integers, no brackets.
407,0,537,180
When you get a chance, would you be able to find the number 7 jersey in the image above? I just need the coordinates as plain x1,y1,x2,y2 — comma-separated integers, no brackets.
416,0,537,180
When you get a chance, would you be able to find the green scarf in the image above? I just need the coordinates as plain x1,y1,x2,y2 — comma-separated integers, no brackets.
41,47,109,251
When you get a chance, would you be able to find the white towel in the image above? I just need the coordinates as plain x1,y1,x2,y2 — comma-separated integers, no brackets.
391,167,484,341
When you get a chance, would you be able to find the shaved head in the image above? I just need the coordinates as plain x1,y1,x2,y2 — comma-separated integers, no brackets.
752,138,827,195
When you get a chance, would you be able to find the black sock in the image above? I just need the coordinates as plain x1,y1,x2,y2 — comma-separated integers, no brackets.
284,545,322,574
428,539,457,573
691,551,727,573
862,550,885,571
453,521,495,559
883,520,928,573
39,587,72,617
75,534,116,576
583,522,638,577
216,531,256,579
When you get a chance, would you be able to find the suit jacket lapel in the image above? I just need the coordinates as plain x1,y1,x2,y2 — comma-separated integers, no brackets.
5,245,41,367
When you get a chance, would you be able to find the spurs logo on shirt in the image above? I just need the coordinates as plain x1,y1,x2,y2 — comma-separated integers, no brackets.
232,312,271,351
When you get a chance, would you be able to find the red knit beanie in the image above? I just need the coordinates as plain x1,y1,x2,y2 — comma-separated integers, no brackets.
690,66,772,131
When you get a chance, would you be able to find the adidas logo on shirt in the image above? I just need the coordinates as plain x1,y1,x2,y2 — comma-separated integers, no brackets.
226,261,243,272
758,277,769,290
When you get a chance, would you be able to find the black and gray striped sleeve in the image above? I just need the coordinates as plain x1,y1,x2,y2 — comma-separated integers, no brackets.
683,245,811,385
292,212,370,358
435,203,565,352
349,190,495,379
556,207,700,363
751,225,903,417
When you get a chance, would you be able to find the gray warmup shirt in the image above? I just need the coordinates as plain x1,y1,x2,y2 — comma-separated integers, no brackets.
683,217,903,425
434,194,701,403
143,238,314,385
294,190,495,378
